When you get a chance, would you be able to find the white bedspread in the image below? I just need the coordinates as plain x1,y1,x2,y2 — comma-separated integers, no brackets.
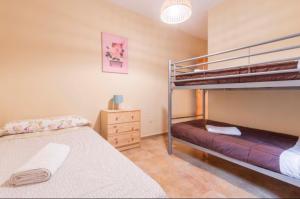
0,127,166,198
9,143,70,186
280,138,300,179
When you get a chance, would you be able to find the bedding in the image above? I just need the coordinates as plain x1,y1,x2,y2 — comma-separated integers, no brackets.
9,143,70,187
280,139,300,179
175,60,300,86
172,120,300,179
3,115,90,135
0,127,166,198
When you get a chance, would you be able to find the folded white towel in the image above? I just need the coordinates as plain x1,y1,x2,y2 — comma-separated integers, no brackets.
194,69,204,72
206,125,242,136
9,143,70,187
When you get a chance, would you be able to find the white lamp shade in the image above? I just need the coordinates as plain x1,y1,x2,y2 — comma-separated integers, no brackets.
161,0,192,24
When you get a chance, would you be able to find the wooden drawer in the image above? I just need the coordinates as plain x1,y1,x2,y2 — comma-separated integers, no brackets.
101,110,141,151
107,111,140,124
107,122,140,136
108,131,140,148
128,111,140,122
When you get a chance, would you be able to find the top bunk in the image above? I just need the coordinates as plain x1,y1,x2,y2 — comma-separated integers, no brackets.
169,32,300,90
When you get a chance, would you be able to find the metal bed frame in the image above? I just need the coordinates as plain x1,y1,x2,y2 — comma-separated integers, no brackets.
167,32,300,187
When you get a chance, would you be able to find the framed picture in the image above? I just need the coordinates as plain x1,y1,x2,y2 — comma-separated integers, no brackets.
102,32,128,74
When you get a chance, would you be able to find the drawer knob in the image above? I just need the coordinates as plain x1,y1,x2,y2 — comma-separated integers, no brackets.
131,116,134,120
115,117,119,121
115,139,118,144
131,127,134,131
131,138,134,141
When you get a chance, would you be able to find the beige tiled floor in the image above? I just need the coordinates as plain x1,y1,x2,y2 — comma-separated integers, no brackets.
122,135,300,198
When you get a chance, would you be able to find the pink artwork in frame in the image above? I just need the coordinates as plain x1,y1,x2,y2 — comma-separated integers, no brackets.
102,32,128,74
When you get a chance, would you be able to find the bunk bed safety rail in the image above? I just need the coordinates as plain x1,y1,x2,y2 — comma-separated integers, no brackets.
171,32,300,83
176,44,300,70
172,32,300,65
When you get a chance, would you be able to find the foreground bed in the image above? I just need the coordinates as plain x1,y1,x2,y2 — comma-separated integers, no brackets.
0,127,166,198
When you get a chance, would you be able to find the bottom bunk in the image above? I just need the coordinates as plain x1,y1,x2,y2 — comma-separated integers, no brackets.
171,119,300,187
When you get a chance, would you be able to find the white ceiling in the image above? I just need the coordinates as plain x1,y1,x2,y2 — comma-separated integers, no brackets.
109,0,222,39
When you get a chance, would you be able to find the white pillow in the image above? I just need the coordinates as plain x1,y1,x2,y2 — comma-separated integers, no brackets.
4,115,90,135
206,125,242,136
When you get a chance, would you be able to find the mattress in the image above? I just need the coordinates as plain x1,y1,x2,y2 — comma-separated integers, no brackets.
175,61,300,86
172,120,298,174
0,127,166,198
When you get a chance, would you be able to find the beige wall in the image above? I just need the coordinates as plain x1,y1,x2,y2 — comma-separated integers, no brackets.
208,0,300,136
0,0,206,136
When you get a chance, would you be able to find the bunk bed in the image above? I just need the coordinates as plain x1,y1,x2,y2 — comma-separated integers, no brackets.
168,32,300,187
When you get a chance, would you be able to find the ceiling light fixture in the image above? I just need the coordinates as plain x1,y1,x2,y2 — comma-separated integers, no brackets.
160,0,192,24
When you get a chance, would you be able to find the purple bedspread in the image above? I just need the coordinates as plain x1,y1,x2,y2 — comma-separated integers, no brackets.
172,120,298,173
175,61,300,86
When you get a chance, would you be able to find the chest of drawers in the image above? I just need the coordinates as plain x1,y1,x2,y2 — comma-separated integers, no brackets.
100,110,141,151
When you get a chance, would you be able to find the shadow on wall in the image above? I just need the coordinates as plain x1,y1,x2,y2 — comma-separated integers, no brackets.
93,98,113,133
162,107,168,147
108,98,114,110
94,113,101,133
162,107,167,132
